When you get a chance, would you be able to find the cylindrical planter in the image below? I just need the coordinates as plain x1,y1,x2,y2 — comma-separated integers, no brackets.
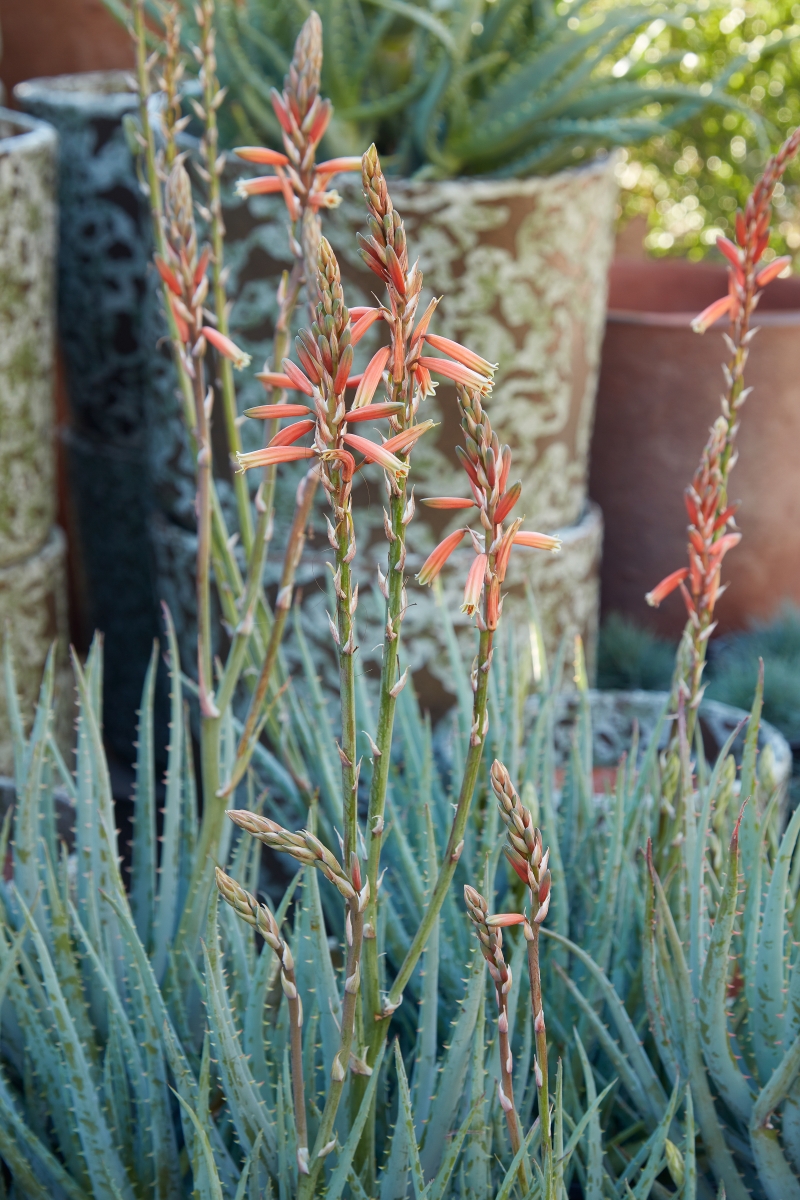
0,108,72,768
590,258,800,639
0,530,71,775
0,109,58,564
15,71,164,757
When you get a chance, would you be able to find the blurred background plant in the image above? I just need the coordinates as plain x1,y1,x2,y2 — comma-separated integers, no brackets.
104,0,742,178
615,0,800,258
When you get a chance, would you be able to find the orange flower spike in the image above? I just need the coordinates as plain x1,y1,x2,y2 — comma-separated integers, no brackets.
462,553,488,615
645,566,689,608
418,529,467,586
202,326,252,370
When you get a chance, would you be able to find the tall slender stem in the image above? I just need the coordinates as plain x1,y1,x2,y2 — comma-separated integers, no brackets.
526,923,551,1162
336,505,358,868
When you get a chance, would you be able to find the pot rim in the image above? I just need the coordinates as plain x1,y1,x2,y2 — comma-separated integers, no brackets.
607,307,800,328
0,106,56,155
14,70,137,118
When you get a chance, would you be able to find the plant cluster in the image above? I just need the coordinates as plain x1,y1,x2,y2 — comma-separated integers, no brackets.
2,7,800,1200
106,0,742,178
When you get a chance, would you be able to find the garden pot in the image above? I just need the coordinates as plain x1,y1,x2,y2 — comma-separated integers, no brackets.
590,257,800,640
0,0,132,96
0,529,71,775
15,71,164,758
0,108,71,771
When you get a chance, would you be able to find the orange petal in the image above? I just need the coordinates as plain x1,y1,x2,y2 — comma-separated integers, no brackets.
281,359,315,397
423,333,496,378
418,357,491,392
417,529,467,586
343,402,404,423
353,347,390,408
756,256,792,287
236,446,315,472
645,566,689,607
421,497,475,509
342,432,408,475
462,553,488,615
202,327,251,370
235,146,289,166
691,295,732,333
351,308,385,345
513,531,561,552
268,418,315,447
245,403,311,419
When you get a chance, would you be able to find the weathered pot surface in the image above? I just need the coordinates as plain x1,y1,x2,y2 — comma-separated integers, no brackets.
590,257,800,638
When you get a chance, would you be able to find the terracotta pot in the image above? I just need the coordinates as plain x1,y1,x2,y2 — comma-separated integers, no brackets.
590,257,800,639
0,0,132,97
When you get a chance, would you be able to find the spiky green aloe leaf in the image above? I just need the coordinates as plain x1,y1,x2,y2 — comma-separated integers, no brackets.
131,638,159,950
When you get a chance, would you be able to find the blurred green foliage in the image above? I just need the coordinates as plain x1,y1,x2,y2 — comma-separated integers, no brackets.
617,0,800,259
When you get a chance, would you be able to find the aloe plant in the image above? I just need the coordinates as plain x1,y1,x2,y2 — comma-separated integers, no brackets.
104,0,745,176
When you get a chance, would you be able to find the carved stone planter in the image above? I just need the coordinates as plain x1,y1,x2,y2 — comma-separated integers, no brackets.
0,108,70,772
15,72,163,757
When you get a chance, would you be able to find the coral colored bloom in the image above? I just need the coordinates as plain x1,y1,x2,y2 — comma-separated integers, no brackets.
245,403,311,419
462,553,488,615
418,529,467,586
307,100,332,145
513,531,561,552
154,256,182,296
708,531,742,560
236,446,315,472
234,146,289,166
494,482,521,523
255,372,295,391
423,334,496,378
202,327,252,370
486,912,526,928
315,156,362,175
235,176,285,199
268,418,315,447
342,433,408,475
421,497,475,510
169,297,189,343
350,308,385,345
691,295,732,333
353,347,390,408
413,362,434,398
382,421,434,456
343,402,404,424
418,357,491,392
646,566,689,608
281,359,315,397
756,256,792,287
411,297,440,344
716,236,741,269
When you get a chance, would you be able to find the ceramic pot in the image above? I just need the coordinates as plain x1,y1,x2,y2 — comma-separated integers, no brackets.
590,258,800,639
15,71,164,757
0,108,72,771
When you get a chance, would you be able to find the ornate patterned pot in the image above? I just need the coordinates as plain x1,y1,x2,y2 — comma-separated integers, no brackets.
15,71,164,758
0,107,71,771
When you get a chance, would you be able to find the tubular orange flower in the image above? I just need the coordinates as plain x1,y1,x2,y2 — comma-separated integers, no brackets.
351,308,385,345
486,913,527,928
421,496,475,510
462,553,488,615
708,531,742,560
342,432,408,475
234,146,289,166
255,372,296,391
756,256,792,287
418,357,491,392
235,176,285,199
315,156,362,175
423,334,496,378
382,421,435,456
169,298,190,344
353,347,390,408
495,482,522,524
245,403,311,419
645,566,689,608
281,359,315,397
236,446,316,472
268,418,315,447
716,236,741,270
343,402,404,424
418,529,467,586
513,531,562,552
202,326,252,370
410,297,439,345
691,294,732,334
154,256,182,296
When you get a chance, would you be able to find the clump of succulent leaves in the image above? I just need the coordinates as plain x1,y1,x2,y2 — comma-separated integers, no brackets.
106,0,743,176
2,6,800,1200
